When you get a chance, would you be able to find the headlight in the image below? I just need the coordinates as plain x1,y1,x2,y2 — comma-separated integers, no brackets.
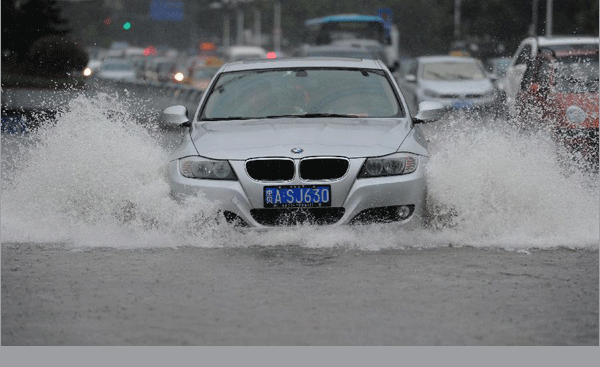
565,105,587,125
423,89,440,98
358,153,418,178
83,67,92,77
174,72,185,82
179,157,237,180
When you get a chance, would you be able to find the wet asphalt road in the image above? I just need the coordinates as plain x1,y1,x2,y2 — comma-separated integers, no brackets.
1,244,598,345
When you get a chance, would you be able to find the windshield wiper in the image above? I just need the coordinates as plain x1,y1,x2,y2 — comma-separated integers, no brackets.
263,114,304,119
446,73,472,80
201,117,257,121
204,113,366,120
263,113,364,118
300,113,358,118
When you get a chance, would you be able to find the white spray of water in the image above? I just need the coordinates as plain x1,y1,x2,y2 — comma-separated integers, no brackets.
1,95,598,250
1,93,226,248
423,112,598,248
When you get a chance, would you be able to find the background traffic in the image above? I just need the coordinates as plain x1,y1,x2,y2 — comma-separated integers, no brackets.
2,0,598,157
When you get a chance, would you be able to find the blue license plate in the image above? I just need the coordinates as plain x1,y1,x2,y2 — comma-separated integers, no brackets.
264,185,331,208
452,100,473,109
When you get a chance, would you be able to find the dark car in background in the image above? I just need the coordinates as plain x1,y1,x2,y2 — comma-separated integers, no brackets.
515,47,599,165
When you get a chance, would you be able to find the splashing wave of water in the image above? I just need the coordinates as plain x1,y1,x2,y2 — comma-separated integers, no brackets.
1,94,598,250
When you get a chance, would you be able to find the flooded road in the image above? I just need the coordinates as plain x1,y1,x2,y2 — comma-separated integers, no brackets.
2,244,597,345
1,91,598,345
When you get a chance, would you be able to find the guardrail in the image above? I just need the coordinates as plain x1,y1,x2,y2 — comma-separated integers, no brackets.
1,78,205,132
86,78,205,115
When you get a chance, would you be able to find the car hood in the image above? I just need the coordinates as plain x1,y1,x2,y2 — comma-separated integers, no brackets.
189,118,413,160
419,79,493,94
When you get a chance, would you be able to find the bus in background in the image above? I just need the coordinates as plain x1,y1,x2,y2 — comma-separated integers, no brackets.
302,10,400,71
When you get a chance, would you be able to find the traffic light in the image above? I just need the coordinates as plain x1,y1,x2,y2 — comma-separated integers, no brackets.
123,22,131,30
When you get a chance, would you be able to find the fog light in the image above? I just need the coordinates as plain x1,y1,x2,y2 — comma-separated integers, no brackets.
397,205,412,220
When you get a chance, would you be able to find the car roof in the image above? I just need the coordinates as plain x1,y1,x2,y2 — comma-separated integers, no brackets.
219,57,385,72
416,55,479,63
225,46,267,54
331,39,384,48
523,36,599,46
545,48,599,58
305,14,384,26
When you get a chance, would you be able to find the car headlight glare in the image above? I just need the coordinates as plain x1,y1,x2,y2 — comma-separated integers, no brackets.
359,154,418,178
174,72,185,82
179,157,237,180
565,105,587,125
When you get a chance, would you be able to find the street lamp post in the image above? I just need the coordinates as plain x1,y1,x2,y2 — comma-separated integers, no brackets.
454,0,461,40
530,0,539,36
274,1,281,51
546,0,553,36
254,7,261,46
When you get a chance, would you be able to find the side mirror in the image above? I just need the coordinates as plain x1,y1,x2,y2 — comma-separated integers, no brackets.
404,74,417,83
162,105,190,127
414,101,446,124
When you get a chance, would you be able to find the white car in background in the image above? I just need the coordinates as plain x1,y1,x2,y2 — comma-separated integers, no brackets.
222,46,268,62
96,58,137,82
162,57,445,228
398,55,499,114
83,58,103,77
502,36,599,117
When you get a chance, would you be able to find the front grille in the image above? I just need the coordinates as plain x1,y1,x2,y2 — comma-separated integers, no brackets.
300,158,349,180
250,208,345,226
246,159,295,181
465,94,483,99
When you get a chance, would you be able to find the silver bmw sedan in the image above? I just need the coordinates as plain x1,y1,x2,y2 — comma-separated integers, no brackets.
163,57,444,228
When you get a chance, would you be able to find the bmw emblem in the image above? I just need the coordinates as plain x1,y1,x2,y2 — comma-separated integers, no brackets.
291,147,304,154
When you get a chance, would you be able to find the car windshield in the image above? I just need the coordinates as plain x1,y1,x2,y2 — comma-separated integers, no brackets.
552,55,599,93
101,60,134,71
201,68,402,120
421,61,487,81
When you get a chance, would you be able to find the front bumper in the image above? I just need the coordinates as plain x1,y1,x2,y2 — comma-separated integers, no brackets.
168,156,428,228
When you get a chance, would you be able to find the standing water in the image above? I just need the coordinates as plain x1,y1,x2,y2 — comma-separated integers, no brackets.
1,93,598,250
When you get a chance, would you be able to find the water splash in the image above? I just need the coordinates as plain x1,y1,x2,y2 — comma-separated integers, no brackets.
1,95,598,250
1,92,226,248
423,112,598,248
